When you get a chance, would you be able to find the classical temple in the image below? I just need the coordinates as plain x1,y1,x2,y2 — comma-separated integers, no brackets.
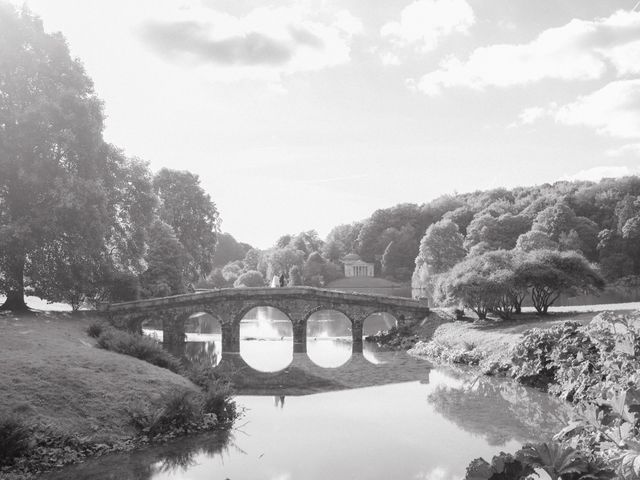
340,253,375,278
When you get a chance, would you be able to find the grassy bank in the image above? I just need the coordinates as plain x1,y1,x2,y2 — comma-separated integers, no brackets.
0,310,233,478
0,311,197,441
411,305,639,366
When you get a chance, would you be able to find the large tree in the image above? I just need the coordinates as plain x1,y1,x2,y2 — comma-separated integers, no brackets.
212,232,250,268
0,5,111,310
416,219,466,275
412,219,466,303
381,225,418,281
153,168,220,282
465,213,530,252
140,220,188,298
435,250,524,320
516,249,605,314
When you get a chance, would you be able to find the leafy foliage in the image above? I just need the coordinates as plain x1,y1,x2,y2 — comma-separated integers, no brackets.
467,312,640,478
0,5,109,310
233,270,265,287
129,388,204,437
0,414,30,465
140,220,189,298
95,327,182,373
153,169,220,281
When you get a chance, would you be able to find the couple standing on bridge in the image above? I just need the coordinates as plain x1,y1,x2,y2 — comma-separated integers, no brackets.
270,272,287,288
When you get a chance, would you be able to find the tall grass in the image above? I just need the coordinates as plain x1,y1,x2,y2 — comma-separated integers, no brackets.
202,379,236,423
95,327,182,373
129,388,203,436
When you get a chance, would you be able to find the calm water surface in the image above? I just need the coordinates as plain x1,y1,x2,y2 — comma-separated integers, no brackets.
43,308,568,480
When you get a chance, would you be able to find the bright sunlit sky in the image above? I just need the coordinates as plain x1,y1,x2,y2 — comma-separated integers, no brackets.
12,0,640,248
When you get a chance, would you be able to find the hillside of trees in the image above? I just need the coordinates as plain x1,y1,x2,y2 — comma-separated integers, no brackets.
209,177,640,302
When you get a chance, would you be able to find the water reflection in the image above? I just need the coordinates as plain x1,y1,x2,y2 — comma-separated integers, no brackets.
42,362,567,480
145,308,394,370
274,395,285,409
183,337,220,367
427,367,570,446
42,430,236,480
306,310,352,367
76,311,575,480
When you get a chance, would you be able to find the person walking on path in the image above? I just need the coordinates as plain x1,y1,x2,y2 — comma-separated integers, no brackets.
279,273,286,287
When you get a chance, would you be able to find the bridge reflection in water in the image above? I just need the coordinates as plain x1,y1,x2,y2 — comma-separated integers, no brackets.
166,334,433,396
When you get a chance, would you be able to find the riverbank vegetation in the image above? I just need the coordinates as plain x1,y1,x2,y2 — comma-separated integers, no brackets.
410,311,640,479
0,312,236,479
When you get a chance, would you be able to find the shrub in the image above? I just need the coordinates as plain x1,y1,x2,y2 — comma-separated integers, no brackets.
202,379,236,423
183,361,227,390
409,340,484,366
233,270,264,288
86,320,107,338
0,414,30,465
96,327,182,373
130,388,203,436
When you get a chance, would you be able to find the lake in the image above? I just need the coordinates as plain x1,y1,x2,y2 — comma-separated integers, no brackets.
41,308,568,480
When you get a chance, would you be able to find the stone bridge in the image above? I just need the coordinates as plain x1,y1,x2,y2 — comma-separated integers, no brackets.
101,287,431,355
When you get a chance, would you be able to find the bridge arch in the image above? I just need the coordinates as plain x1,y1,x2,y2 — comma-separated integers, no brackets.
302,304,355,326
362,311,400,364
239,306,293,372
182,312,222,367
306,309,353,368
363,311,399,336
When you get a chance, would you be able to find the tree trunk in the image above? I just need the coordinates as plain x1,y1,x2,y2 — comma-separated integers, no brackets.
0,253,29,311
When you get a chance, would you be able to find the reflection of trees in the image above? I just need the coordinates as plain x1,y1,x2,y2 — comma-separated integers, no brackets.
152,430,234,474
427,374,570,446
183,341,219,367
45,431,236,480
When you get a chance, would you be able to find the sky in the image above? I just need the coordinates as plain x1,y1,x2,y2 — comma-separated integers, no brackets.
10,0,640,248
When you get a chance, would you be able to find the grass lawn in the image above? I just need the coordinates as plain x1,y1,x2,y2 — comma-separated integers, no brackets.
428,302,640,357
0,311,197,442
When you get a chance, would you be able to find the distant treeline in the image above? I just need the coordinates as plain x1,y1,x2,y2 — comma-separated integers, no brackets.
208,177,640,308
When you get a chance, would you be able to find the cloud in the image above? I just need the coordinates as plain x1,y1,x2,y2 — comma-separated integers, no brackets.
381,0,474,52
560,165,640,182
414,467,459,480
518,106,548,125
137,5,362,80
607,143,640,156
412,10,640,95
555,79,640,139
140,21,294,65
